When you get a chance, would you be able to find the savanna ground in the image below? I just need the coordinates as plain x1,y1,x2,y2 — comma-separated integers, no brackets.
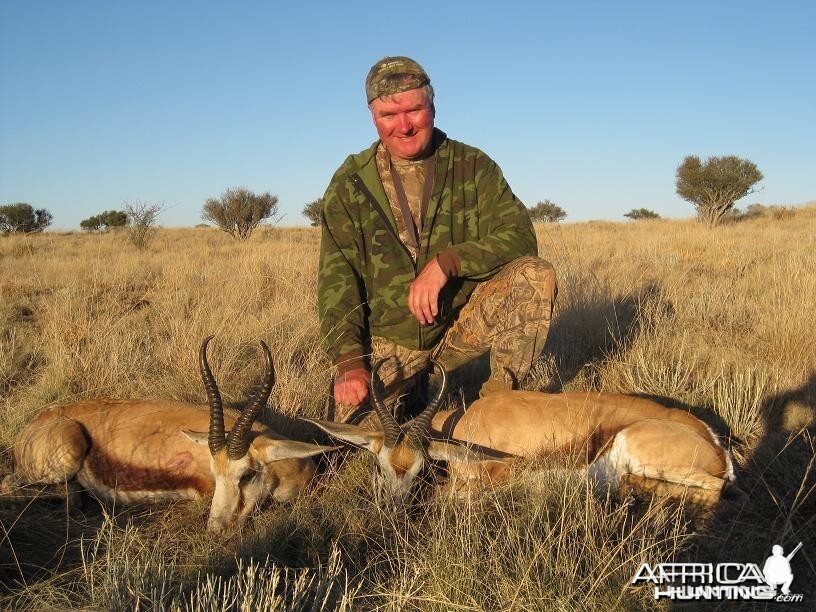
1,205,814,610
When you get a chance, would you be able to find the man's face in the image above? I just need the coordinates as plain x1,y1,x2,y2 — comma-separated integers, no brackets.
370,88,435,161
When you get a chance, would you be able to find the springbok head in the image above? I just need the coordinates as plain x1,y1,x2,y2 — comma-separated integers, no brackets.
305,359,492,501
184,336,336,534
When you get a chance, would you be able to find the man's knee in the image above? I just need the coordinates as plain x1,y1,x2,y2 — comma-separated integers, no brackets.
503,256,557,300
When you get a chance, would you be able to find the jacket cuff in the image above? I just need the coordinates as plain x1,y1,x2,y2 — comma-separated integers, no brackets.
436,249,461,278
333,351,369,375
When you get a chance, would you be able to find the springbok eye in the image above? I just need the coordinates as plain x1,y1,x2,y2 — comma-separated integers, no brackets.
239,471,255,485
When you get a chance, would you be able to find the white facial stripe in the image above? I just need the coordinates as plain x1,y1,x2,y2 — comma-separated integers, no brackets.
375,445,428,499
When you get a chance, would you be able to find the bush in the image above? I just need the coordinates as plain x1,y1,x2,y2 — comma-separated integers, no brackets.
528,200,567,223
202,188,280,240
727,203,796,224
123,201,163,249
624,208,661,220
770,206,796,221
0,203,53,233
80,210,129,232
738,203,768,220
302,198,323,227
675,155,763,227
80,217,102,232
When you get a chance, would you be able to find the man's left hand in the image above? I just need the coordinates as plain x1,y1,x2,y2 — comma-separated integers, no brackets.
408,257,448,325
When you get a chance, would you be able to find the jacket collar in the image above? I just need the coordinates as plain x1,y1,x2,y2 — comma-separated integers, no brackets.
353,129,450,240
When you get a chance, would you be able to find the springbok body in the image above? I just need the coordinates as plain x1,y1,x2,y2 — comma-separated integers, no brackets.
430,390,735,505
307,360,736,506
2,338,335,534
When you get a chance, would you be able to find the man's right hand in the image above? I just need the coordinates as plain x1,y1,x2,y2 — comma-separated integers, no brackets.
334,367,371,406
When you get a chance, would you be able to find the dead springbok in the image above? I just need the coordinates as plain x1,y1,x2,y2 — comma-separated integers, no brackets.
305,359,737,506
1,337,335,534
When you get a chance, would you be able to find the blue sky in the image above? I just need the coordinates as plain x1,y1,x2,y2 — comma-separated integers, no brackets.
1,1,814,229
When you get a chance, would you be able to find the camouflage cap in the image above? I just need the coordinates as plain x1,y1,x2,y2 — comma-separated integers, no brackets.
365,56,430,104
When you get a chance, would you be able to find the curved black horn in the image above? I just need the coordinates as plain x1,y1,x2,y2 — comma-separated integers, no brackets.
200,335,226,456
370,358,402,448
406,360,447,450
226,341,276,459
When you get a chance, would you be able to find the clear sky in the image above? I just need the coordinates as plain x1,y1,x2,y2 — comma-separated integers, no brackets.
1,1,814,229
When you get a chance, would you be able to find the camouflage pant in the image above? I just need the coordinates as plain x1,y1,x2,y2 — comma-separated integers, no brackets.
367,256,557,409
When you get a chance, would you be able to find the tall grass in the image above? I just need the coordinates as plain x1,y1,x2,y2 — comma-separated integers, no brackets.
1,206,814,608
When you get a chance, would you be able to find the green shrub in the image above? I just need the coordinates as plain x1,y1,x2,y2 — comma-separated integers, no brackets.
528,200,567,223
0,203,53,233
202,188,280,240
675,155,763,227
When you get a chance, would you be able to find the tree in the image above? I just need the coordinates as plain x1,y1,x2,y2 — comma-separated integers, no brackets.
80,209,129,232
0,203,53,233
202,188,280,240
80,215,102,232
100,209,128,229
124,200,163,249
302,198,323,227
528,200,567,223
624,208,661,220
675,155,763,227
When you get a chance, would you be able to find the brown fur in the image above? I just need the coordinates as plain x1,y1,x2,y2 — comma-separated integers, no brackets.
7,399,305,502
432,391,729,479
85,448,213,494
428,391,732,505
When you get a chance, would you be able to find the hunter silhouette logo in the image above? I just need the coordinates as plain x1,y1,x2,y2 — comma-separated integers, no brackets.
631,542,804,602
763,542,802,595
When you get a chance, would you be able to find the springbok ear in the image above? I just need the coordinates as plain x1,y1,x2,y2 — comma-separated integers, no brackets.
426,439,516,464
182,430,209,446
253,438,341,462
301,418,384,454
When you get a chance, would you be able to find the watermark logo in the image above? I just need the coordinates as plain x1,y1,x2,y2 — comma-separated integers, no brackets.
631,542,804,602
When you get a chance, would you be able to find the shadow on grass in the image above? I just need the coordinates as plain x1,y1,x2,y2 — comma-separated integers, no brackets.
1,499,94,592
0,495,159,598
670,373,816,610
538,282,655,392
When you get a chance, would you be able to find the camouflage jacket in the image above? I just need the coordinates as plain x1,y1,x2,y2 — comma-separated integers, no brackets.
319,129,537,372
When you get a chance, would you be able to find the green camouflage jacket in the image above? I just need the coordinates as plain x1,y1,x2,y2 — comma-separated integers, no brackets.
319,129,537,372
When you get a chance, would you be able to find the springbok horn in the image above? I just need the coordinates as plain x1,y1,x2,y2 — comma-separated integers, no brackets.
226,341,276,459
199,335,226,456
406,360,447,450
370,358,402,448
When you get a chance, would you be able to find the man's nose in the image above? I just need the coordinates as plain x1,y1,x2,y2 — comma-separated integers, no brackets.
397,114,413,134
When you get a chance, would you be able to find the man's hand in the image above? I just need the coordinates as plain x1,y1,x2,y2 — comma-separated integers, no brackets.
334,367,371,406
408,257,448,325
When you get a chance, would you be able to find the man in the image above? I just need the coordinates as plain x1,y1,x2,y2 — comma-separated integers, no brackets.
319,56,557,421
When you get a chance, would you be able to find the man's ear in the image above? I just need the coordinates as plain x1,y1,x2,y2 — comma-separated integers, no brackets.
301,418,384,454
252,438,341,462
426,439,516,464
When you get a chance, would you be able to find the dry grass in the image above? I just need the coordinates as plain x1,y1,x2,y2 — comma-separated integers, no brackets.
1,205,815,609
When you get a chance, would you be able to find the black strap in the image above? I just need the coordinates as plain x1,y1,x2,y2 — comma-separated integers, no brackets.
387,153,436,253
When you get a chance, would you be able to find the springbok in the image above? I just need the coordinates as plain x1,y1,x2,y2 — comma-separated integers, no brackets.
305,359,737,506
1,337,336,534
